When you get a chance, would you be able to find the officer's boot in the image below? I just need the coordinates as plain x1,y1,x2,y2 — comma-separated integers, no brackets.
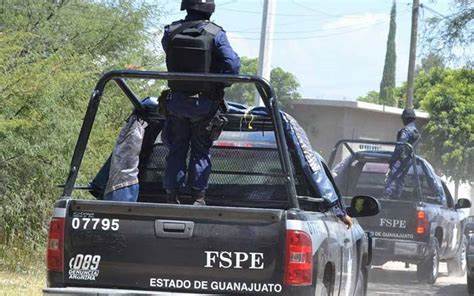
166,190,180,204
192,190,206,206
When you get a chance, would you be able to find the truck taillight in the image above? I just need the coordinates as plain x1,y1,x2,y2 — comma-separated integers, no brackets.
47,217,65,272
284,230,313,286
416,210,428,235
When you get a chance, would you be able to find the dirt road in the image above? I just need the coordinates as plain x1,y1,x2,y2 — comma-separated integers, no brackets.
368,262,467,296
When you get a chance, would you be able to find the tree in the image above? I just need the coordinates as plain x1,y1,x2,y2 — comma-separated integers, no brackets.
359,53,447,109
225,57,258,105
357,91,380,104
225,57,301,108
379,1,397,106
0,0,163,269
420,68,473,198
424,0,474,61
416,52,446,74
270,67,302,109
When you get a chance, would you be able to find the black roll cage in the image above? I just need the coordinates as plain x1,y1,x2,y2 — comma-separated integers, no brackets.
328,139,423,201
61,70,299,209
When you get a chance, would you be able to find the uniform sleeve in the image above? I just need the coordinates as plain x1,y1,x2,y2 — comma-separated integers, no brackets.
161,26,170,53
391,128,410,165
397,128,410,143
214,31,241,75
332,199,348,218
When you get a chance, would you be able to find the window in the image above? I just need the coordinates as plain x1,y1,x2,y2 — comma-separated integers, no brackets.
442,182,455,208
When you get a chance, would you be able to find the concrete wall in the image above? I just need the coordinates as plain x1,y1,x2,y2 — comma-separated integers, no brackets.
287,99,429,160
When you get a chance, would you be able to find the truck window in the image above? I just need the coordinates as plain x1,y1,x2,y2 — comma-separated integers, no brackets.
442,182,455,208
139,130,305,208
344,161,436,201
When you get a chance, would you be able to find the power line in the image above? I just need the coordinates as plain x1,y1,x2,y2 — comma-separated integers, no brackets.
221,7,337,17
420,3,448,19
290,0,341,17
230,20,389,41
229,22,385,35
228,7,410,36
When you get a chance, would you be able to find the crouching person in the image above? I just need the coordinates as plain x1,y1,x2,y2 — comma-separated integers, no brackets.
104,97,160,202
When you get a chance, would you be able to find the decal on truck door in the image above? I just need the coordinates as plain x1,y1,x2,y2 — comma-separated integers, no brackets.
68,254,101,281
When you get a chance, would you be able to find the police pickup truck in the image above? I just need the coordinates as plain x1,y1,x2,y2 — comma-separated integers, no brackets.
329,139,471,284
43,71,380,296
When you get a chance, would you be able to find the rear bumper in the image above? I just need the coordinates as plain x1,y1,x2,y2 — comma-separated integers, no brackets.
43,287,218,296
43,287,311,296
371,238,428,265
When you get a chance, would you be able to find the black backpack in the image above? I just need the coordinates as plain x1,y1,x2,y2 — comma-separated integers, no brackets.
166,20,222,94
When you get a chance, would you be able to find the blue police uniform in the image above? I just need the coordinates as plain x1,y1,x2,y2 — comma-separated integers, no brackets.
384,122,420,198
161,12,240,194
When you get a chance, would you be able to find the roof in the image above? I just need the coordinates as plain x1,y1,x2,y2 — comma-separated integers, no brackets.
291,99,430,119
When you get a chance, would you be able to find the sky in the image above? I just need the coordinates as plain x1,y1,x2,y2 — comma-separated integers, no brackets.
159,0,452,100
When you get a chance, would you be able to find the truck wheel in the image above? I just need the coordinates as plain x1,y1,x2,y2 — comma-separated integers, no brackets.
468,272,474,295
417,237,440,284
447,235,467,277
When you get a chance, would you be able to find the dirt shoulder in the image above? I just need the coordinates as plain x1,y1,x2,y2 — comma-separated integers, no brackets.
0,268,44,296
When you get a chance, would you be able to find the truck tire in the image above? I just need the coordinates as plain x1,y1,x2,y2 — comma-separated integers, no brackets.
447,235,467,277
417,237,440,284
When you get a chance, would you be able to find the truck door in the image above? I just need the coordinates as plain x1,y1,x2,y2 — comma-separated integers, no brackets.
442,181,462,257
321,163,355,296
337,211,354,296
420,160,454,254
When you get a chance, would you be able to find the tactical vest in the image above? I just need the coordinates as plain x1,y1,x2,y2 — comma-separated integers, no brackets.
166,20,222,94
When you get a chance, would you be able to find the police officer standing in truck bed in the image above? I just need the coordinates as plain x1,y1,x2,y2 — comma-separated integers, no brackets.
161,0,240,206
384,109,420,198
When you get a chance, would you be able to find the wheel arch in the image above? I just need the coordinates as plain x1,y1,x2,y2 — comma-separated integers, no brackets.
323,261,336,294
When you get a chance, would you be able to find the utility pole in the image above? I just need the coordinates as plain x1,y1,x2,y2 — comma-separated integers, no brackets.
406,0,420,110
256,0,276,106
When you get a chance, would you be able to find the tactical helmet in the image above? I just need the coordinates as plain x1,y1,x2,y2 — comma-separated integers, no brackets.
401,109,416,124
181,0,215,14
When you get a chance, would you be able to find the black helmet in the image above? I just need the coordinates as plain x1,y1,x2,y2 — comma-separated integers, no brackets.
181,0,215,14
402,109,416,124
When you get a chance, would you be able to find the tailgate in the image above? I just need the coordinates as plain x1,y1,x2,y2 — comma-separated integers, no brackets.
63,200,286,294
346,198,420,241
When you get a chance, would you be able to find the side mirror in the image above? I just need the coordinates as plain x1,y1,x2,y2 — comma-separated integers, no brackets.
347,196,380,218
455,198,472,210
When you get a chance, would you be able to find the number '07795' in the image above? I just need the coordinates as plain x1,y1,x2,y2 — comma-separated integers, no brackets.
71,218,119,231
